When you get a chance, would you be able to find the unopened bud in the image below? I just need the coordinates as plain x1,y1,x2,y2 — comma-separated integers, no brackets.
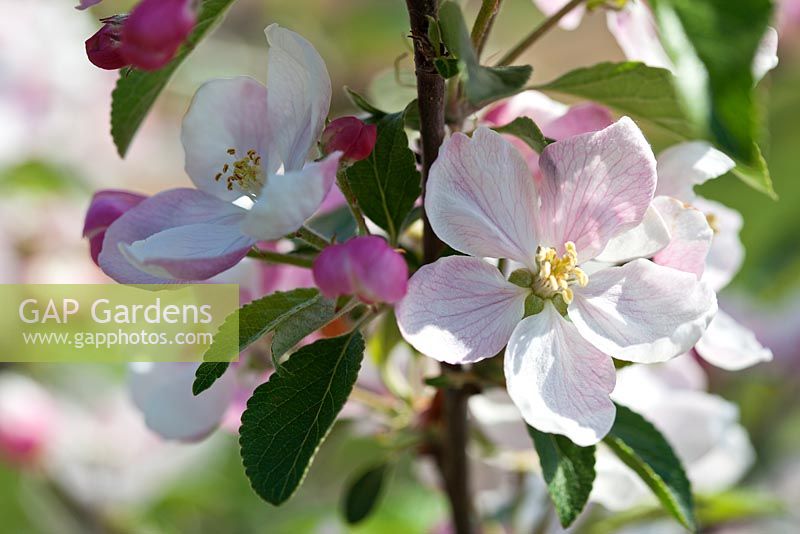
320,116,377,164
120,0,197,71
85,15,128,70
83,190,147,265
313,236,408,304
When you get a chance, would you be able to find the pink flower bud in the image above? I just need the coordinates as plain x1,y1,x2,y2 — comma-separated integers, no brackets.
83,190,147,265
85,16,129,71
0,374,56,467
313,236,408,304
120,0,197,71
320,116,377,163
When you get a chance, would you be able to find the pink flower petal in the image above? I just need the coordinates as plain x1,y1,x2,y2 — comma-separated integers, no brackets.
651,196,714,279
396,256,529,364
426,128,540,265
655,141,735,201
83,190,147,265
264,24,331,172
99,188,255,283
595,205,670,264
570,259,717,363
537,117,657,262
181,77,271,201
695,310,773,371
242,153,340,241
120,0,196,71
505,303,616,446
606,1,673,69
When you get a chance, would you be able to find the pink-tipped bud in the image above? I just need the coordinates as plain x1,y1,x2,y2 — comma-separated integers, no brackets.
83,190,147,265
85,15,129,70
120,0,197,71
313,236,408,304
320,116,378,164
0,374,56,467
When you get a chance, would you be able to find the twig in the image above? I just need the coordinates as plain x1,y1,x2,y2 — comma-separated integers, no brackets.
246,248,315,268
496,0,585,66
336,168,370,236
471,0,503,58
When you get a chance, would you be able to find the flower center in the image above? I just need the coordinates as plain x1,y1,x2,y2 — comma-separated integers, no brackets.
214,148,264,196
531,242,588,305
705,212,720,234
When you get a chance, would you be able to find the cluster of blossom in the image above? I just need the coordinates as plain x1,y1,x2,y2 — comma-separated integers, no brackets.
79,0,776,508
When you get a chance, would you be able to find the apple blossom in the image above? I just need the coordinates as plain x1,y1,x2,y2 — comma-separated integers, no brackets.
396,119,717,445
120,0,197,71
313,236,409,303
96,25,341,284
85,16,128,70
652,141,773,370
320,116,378,164
0,373,56,466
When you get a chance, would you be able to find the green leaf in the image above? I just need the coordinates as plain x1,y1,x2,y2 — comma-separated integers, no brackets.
110,0,237,157
732,146,776,199
439,1,532,106
192,289,333,395
434,57,460,79
649,0,773,168
603,404,696,531
271,296,336,362
696,490,783,527
492,116,550,153
527,427,596,527
342,463,391,524
345,87,388,119
345,112,421,243
240,331,365,505
535,62,697,140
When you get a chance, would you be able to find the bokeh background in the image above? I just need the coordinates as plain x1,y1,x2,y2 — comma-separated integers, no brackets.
1,0,798,532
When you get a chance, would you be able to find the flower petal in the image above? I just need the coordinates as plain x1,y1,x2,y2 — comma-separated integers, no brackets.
504,303,616,446
654,141,735,201
241,153,340,241
99,188,255,283
543,103,615,141
694,198,744,291
537,117,657,261
695,310,773,370
264,24,331,171
426,128,540,265
396,256,528,364
483,90,568,128
570,259,717,363
651,196,714,278
181,77,271,201
128,362,236,442
595,205,670,264
753,27,779,82
606,1,673,69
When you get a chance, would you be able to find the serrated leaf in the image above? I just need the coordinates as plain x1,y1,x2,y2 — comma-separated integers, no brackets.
342,463,390,524
649,0,773,168
528,427,596,527
345,112,421,243
111,0,237,156
240,332,365,505
439,1,531,106
193,288,332,395
345,87,388,119
603,404,696,531
535,62,697,140
271,297,336,362
492,116,550,153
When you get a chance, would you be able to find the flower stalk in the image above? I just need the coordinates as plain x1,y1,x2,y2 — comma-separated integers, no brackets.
246,248,315,268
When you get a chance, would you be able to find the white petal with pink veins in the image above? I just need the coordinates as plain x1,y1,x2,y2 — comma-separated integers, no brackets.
426,128,540,265
694,197,744,292
651,196,713,279
396,256,528,364
264,24,331,172
595,205,670,264
505,303,616,446
181,77,272,201
242,153,340,241
537,117,657,262
128,362,237,442
696,310,773,370
655,141,735,201
570,259,717,363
